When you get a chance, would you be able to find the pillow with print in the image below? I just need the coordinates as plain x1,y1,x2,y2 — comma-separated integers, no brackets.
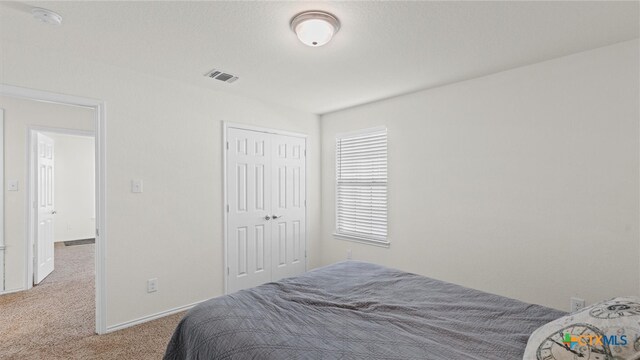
523,296,640,360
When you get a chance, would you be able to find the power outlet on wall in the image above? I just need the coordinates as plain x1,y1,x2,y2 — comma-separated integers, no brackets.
7,180,19,191
132,179,144,193
147,278,158,293
570,297,586,312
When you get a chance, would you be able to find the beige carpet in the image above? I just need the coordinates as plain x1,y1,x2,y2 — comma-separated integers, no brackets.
0,242,183,359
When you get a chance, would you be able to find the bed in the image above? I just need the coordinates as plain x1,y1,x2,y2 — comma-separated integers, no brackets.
164,261,565,359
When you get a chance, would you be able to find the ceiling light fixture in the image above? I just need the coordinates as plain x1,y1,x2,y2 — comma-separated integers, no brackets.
31,7,63,26
290,11,340,47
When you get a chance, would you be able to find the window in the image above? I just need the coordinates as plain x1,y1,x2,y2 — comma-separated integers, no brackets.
334,127,388,246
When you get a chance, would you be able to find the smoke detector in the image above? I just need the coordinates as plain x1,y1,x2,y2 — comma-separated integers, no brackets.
32,8,63,25
204,69,239,84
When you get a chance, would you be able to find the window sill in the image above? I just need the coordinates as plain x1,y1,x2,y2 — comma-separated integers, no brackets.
333,233,390,248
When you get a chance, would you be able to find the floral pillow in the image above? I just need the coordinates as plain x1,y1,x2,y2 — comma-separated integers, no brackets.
523,297,640,360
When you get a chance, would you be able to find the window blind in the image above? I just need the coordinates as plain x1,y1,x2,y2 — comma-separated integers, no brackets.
335,128,388,244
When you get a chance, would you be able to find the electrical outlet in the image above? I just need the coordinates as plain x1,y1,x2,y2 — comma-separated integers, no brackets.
570,297,585,312
131,179,143,193
8,180,19,191
147,278,158,293
347,249,352,260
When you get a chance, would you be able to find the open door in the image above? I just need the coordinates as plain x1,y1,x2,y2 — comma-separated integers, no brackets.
34,132,55,284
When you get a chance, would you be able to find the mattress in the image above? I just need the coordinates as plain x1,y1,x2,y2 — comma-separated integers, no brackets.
164,261,564,359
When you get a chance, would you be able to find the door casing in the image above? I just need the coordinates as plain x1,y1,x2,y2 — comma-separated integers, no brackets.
222,122,308,294
0,109,4,293
0,84,108,335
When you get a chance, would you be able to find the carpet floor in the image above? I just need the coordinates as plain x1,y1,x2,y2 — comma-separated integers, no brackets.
0,242,183,359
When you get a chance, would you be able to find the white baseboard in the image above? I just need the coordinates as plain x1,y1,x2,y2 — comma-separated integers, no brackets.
105,299,207,333
0,286,26,296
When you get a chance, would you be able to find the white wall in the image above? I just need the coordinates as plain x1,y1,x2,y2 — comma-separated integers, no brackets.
320,39,640,311
0,39,321,328
0,96,94,292
45,133,95,242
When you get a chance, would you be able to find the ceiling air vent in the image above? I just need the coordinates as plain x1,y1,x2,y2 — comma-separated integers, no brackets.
205,69,239,84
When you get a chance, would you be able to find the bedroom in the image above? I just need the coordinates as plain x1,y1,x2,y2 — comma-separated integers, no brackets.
0,1,638,359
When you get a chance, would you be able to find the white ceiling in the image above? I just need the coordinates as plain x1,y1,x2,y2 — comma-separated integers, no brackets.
1,1,638,114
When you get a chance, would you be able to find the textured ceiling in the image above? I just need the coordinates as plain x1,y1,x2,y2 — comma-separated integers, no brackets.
1,1,638,114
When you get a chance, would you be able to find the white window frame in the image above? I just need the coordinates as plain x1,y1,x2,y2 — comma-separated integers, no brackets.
333,126,389,247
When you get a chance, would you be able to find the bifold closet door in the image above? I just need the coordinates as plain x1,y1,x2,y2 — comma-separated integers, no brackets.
226,128,273,293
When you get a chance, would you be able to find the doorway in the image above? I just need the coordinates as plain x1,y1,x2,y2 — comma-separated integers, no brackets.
224,123,308,294
0,84,107,334
29,129,95,285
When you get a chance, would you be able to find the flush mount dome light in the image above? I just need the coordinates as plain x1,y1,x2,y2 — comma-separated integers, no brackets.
31,7,63,25
290,11,340,47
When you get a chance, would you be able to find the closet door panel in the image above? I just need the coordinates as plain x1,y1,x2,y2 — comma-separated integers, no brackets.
270,134,306,281
226,128,273,293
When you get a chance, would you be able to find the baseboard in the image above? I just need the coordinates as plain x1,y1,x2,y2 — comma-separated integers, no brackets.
105,299,207,333
0,286,26,296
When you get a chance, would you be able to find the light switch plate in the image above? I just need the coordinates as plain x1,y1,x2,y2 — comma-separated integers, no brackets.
8,180,18,191
131,179,143,193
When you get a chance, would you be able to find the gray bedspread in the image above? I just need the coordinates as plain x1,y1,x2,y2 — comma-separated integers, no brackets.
164,261,564,360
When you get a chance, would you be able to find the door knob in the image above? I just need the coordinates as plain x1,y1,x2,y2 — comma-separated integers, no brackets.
272,215,283,219
51,210,57,215
264,215,271,220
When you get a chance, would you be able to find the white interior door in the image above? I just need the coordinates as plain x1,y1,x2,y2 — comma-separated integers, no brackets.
226,126,306,293
35,132,55,284
226,128,273,293
270,134,306,281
